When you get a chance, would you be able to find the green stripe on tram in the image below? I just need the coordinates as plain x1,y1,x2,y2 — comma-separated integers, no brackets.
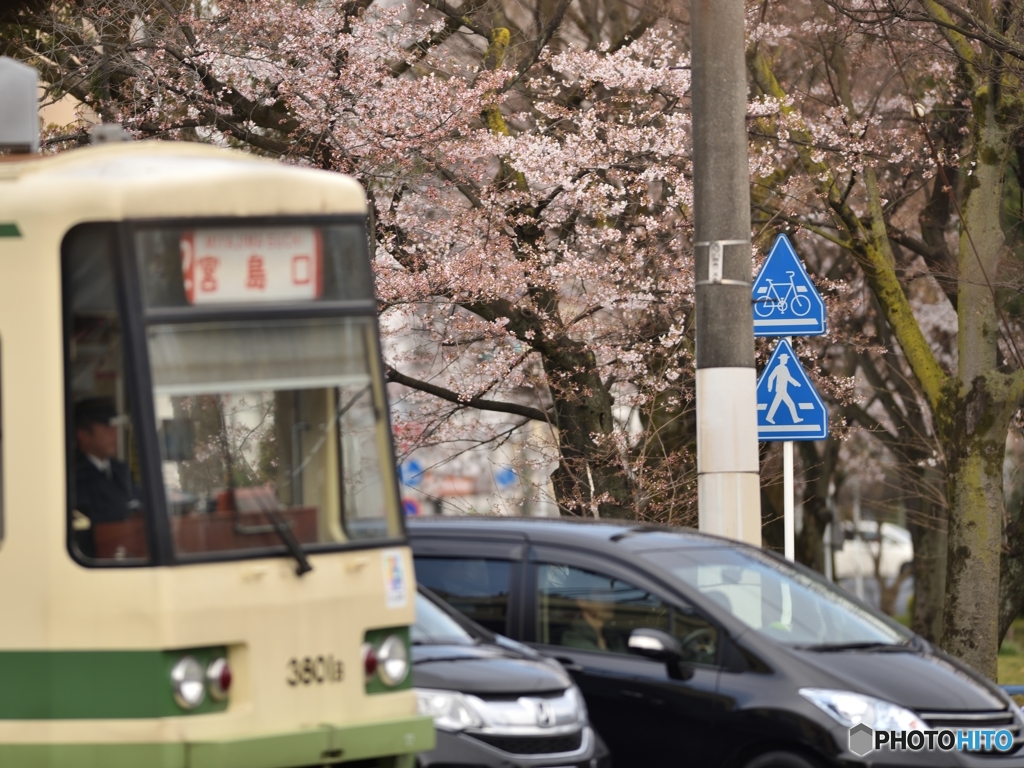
0,648,228,719
0,716,432,768
0,223,21,238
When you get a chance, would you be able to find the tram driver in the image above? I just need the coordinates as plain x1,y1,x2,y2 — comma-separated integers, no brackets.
72,398,142,557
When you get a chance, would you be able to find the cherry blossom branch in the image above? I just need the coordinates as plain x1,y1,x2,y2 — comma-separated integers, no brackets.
749,47,948,413
843,401,900,446
917,0,1024,67
855,352,914,438
393,0,490,76
504,0,572,88
416,0,490,38
385,366,552,423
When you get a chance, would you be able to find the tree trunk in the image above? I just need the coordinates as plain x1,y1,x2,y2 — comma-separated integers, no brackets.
908,463,947,642
543,338,634,519
940,102,1014,679
760,443,784,553
999,505,1024,644
878,571,912,618
910,516,947,642
943,422,1008,679
795,505,828,575
795,439,838,575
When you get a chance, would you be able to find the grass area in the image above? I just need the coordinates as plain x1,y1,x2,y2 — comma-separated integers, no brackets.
999,618,1024,689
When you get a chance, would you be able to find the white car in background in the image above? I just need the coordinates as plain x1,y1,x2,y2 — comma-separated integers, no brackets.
833,521,913,581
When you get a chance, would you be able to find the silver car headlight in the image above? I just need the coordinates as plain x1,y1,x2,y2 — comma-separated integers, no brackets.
800,688,925,731
566,685,588,723
416,688,484,731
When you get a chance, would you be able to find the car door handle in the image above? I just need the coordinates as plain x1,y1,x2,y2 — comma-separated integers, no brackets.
554,656,584,672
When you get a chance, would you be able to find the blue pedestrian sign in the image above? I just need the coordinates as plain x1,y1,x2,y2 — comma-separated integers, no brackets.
398,460,424,487
752,234,826,337
756,338,828,441
494,466,517,489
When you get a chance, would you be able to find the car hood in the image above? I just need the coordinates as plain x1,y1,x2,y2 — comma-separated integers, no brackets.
790,645,1008,712
413,643,571,695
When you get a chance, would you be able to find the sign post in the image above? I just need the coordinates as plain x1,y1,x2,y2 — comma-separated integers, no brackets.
783,440,794,561
752,236,828,560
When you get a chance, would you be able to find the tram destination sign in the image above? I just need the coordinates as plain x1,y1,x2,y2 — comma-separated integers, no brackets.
182,227,323,304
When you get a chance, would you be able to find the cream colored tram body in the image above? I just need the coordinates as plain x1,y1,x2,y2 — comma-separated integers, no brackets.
0,141,432,767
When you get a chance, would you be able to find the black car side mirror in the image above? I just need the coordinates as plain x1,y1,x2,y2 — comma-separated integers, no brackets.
627,628,694,681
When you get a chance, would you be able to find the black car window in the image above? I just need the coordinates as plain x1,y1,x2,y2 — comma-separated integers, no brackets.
643,547,911,647
414,557,511,634
537,564,718,665
413,592,476,646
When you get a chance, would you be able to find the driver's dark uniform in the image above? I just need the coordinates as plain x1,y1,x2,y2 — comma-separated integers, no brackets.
74,451,141,557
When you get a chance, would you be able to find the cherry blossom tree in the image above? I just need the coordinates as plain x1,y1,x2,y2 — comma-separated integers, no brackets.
5,0,700,520
748,0,1024,677
10,0,1024,677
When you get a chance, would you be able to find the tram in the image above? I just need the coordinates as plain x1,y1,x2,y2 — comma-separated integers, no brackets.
0,59,432,766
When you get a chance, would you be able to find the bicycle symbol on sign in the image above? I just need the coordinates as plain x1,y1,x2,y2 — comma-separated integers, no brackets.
754,271,812,318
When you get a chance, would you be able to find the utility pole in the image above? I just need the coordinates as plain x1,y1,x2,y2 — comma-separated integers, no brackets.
0,58,39,154
689,0,761,545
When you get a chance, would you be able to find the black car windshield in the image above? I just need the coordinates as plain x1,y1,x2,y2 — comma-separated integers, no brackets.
644,546,912,647
413,592,476,646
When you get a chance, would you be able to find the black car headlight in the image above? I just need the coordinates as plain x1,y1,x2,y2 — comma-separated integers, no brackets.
800,688,926,731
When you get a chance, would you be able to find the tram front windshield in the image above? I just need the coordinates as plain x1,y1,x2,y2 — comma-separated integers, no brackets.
149,316,390,553
64,221,400,566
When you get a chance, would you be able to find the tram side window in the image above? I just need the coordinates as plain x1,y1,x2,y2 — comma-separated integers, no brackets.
63,225,150,564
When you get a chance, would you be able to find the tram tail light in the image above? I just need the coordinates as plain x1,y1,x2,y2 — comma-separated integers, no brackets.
362,642,378,679
207,657,232,701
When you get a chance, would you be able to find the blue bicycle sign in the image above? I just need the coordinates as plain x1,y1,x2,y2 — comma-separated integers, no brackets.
751,235,826,337
754,270,812,318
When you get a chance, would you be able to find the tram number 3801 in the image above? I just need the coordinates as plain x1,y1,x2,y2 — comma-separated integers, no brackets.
286,655,345,686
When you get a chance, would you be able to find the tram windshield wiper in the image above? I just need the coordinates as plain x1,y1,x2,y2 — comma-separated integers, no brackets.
246,492,313,576
267,507,313,576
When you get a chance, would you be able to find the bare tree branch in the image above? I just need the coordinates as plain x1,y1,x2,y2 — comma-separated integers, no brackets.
386,366,552,423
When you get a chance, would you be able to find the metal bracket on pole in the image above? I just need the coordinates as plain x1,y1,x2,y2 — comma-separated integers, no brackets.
694,240,750,287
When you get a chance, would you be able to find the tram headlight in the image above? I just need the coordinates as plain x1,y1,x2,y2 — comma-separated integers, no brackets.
206,657,232,702
377,634,409,686
171,656,206,709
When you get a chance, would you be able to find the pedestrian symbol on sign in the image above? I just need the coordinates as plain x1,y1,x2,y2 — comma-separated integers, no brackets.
765,352,802,425
756,338,828,441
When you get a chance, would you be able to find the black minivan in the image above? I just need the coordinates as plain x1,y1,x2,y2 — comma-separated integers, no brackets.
409,517,1024,768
